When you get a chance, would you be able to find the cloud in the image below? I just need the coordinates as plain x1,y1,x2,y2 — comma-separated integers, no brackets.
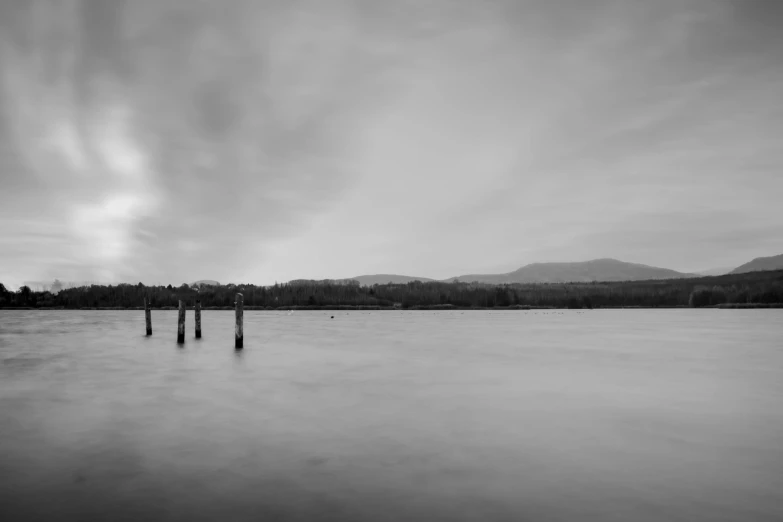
1,0,782,285
45,120,88,172
1,0,391,283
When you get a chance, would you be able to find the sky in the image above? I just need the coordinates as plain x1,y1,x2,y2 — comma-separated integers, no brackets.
1,0,782,289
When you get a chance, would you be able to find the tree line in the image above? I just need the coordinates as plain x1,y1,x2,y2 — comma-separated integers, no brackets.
2,270,782,309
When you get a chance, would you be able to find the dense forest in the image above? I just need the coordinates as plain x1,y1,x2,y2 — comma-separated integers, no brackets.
2,270,782,310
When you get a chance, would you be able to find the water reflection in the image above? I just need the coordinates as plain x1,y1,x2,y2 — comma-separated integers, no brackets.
1,310,782,521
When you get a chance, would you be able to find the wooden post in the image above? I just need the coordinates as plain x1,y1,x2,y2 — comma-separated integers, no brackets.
144,298,152,336
195,300,201,338
177,300,185,344
235,293,243,349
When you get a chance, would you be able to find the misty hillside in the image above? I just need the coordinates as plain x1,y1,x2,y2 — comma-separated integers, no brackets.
695,267,733,276
288,279,360,286
730,254,783,274
191,280,220,287
443,258,697,284
348,274,436,286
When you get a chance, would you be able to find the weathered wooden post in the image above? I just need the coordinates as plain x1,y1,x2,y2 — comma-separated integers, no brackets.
177,300,186,344
195,300,202,338
235,293,243,349
144,298,152,336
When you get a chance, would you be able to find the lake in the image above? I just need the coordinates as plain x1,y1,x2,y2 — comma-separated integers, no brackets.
1,309,782,521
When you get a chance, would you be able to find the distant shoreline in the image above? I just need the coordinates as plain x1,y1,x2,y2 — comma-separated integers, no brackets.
3,304,781,311
4,269,781,309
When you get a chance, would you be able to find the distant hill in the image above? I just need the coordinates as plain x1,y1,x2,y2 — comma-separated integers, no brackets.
695,267,733,277
288,279,359,286
23,280,98,292
443,258,697,284
730,254,783,274
192,280,220,287
347,274,435,286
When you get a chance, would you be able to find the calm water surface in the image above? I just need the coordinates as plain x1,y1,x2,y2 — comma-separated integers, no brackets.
1,310,782,521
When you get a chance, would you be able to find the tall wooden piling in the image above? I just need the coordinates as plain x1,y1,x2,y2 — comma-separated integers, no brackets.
235,293,243,349
144,298,152,336
177,300,186,344
195,300,202,338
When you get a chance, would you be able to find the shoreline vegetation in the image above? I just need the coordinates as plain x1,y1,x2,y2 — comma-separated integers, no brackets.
2,269,782,310
3,304,782,311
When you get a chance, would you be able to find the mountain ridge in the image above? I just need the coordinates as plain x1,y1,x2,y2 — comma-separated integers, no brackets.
442,258,697,284
694,267,733,277
730,254,783,274
345,274,436,286
335,259,698,286
285,253,783,287
191,279,220,287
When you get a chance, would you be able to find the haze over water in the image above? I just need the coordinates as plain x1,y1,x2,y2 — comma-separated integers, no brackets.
1,309,782,521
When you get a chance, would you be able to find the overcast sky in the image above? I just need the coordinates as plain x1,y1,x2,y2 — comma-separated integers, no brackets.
1,0,781,288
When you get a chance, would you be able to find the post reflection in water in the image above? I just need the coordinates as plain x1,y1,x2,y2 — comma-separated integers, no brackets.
1,309,782,522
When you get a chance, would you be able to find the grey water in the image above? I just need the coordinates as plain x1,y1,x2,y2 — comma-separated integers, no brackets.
1,309,782,522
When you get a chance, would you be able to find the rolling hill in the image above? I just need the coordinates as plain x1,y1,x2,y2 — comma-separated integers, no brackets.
695,267,733,277
346,274,436,286
191,280,221,287
443,258,697,284
730,254,783,274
